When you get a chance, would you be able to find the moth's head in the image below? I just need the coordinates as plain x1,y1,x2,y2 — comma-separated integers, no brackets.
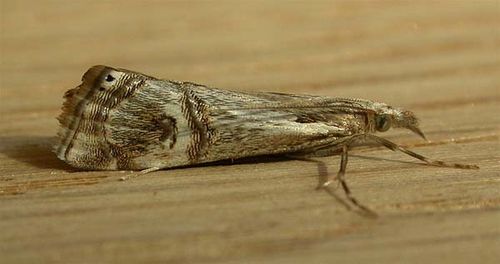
371,102,426,140
55,65,155,170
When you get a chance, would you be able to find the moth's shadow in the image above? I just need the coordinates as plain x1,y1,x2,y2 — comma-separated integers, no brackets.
0,135,73,170
197,155,355,212
189,155,293,169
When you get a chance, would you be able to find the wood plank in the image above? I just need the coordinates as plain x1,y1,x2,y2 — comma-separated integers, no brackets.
1,1,499,263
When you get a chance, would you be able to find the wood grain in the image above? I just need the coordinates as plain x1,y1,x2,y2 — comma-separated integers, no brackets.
1,1,499,263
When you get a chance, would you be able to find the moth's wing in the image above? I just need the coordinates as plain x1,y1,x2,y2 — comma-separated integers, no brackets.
205,89,375,126
102,76,369,169
183,85,366,162
200,87,369,135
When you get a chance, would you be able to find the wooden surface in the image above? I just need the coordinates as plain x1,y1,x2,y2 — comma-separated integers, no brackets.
1,1,499,263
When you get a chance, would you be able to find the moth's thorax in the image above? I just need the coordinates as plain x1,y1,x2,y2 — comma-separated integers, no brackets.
334,113,374,134
55,65,156,170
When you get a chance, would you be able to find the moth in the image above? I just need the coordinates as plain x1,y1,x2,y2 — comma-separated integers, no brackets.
55,65,478,214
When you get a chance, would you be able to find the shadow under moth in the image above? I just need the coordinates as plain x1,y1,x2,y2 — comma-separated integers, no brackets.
55,65,478,216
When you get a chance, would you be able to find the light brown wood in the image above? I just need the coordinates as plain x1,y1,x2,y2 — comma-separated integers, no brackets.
1,1,499,263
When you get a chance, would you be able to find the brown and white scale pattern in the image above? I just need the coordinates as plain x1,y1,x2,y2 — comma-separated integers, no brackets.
56,65,478,214
56,65,478,171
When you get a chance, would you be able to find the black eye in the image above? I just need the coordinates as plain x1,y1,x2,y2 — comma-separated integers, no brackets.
375,114,391,132
105,74,115,82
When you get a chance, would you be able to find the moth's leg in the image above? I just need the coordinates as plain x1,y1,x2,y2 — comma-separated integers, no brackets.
288,156,353,211
311,132,476,216
289,141,377,216
141,167,161,174
321,145,377,217
362,134,479,169
323,145,347,188
286,148,342,189
118,167,161,181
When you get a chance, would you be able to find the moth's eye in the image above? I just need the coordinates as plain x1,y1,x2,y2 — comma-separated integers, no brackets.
105,74,115,82
375,114,391,132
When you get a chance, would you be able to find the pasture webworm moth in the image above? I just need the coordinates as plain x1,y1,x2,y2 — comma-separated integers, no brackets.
55,65,478,215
